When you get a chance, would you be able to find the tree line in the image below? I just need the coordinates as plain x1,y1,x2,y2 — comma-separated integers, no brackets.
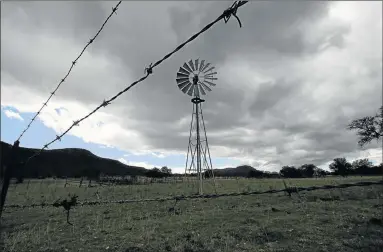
144,158,382,179
277,158,382,178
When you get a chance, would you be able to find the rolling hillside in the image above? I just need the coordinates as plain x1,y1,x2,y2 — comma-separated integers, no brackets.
0,141,148,178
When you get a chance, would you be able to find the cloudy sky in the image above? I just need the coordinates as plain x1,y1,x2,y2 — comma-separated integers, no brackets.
1,1,382,173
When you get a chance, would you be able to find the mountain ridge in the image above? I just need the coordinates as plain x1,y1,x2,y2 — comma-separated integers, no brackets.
0,141,148,178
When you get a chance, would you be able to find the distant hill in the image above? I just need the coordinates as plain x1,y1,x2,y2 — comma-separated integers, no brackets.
212,165,255,177
0,141,148,178
211,165,280,178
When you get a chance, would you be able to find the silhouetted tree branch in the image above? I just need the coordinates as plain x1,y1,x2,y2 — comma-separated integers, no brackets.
347,106,383,147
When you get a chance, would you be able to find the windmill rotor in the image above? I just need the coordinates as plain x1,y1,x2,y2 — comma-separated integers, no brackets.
176,59,218,97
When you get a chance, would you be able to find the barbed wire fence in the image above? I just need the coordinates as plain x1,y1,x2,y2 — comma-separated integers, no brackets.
4,180,383,210
16,1,122,143
4,179,383,224
0,1,249,220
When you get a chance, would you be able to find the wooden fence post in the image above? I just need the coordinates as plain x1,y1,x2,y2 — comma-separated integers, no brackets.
0,140,20,222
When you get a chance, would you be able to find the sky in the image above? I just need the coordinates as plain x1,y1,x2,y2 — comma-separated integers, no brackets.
1,1,382,174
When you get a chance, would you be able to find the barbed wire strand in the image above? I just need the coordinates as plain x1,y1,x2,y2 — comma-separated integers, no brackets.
22,1,248,164
4,180,382,209
16,1,122,142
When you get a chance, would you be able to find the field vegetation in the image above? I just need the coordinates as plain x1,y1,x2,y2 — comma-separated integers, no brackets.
1,176,382,252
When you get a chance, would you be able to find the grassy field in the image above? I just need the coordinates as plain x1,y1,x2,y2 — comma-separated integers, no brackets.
1,176,383,252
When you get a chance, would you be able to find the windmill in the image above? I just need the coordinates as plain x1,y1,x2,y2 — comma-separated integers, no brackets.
176,59,217,195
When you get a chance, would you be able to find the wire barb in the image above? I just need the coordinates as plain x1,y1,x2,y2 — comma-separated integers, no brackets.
145,63,153,75
102,100,111,107
112,6,118,15
223,1,247,28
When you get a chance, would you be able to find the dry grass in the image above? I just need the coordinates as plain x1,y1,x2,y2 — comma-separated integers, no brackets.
1,176,382,252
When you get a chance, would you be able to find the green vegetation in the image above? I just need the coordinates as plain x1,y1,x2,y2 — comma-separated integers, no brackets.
1,176,382,252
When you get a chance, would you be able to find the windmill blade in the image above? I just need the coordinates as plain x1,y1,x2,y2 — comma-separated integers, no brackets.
204,72,217,77
199,60,205,72
183,62,193,73
177,79,190,86
195,59,199,71
176,77,189,84
188,60,195,72
198,83,206,95
187,85,194,96
178,67,190,75
204,80,217,87
178,80,190,90
204,66,215,73
177,72,189,78
194,84,200,97
201,63,211,72
182,83,193,94
199,81,212,92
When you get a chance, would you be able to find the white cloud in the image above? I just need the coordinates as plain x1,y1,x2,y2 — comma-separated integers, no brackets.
129,161,155,169
118,157,155,169
118,158,128,165
3,109,24,121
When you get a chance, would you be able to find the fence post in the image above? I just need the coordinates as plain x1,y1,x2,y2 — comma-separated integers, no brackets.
0,140,20,222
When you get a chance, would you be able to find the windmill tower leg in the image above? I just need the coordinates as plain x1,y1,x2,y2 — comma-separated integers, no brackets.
195,100,203,195
200,105,217,194
185,105,195,176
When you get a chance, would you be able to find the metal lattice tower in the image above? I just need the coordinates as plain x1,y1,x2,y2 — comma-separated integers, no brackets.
176,59,217,195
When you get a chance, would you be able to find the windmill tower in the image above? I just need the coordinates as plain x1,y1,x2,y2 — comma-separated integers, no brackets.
176,59,217,195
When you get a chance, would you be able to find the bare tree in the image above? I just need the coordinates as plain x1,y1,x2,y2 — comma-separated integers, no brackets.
347,106,383,147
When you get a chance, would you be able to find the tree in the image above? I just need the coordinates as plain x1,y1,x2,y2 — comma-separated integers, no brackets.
160,166,172,175
314,167,329,177
329,158,352,176
352,158,372,169
204,170,214,179
347,106,383,147
280,166,302,178
146,168,166,178
351,159,375,175
247,169,265,178
299,164,317,178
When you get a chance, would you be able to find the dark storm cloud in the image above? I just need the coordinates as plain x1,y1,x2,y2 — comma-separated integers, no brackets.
168,1,348,61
